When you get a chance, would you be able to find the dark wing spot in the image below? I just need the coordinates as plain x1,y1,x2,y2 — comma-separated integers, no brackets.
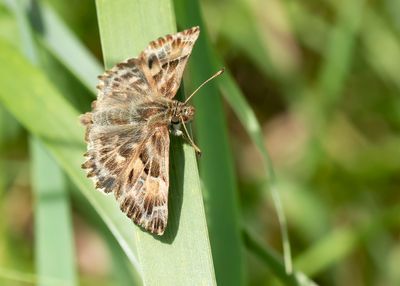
128,169,134,184
121,196,133,213
131,205,141,222
153,70,163,82
150,160,160,177
105,158,117,171
100,147,113,155
87,169,98,178
102,177,116,193
143,164,150,175
144,196,154,215
139,149,150,163
114,183,123,199
148,54,157,69
152,136,164,156
133,78,145,86
119,142,132,158
127,202,136,218
121,72,134,80
81,160,94,169
168,59,179,71
151,218,165,234
165,77,175,92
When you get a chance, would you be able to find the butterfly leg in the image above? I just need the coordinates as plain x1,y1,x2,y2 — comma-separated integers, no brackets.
180,118,202,156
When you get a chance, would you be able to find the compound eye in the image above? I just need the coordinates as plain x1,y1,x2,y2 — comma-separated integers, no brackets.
171,117,180,124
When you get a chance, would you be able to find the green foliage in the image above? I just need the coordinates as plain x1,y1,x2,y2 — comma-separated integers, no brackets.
96,0,216,285
174,0,245,285
32,139,77,286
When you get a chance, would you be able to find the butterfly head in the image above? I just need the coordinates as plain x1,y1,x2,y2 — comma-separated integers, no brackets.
181,104,195,122
171,101,195,123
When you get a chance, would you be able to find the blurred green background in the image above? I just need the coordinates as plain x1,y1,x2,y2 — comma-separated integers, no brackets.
1,0,400,285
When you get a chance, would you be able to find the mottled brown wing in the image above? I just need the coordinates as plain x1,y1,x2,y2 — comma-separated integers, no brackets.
97,57,152,97
81,116,170,235
119,127,170,235
139,26,200,98
81,50,171,234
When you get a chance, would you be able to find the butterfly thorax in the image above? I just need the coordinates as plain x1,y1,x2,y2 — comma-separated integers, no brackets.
133,98,194,125
169,100,195,123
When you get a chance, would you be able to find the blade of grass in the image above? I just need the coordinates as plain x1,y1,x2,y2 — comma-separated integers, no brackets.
361,9,400,91
31,139,77,286
175,0,301,281
0,3,20,48
294,0,365,234
28,1,103,92
95,0,216,285
4,0,37,60
218,71,293,274
243,230,318,286
0,106,16,280
316,0,365,113
0,37,141,274
0,267,68,285
68,181,142,285
216,62,326,285
287,2,400,93
174,1,245,285
295,205,400,276
8,2,142,283
10,1,78,285
201,0,276,78
274,2,400,278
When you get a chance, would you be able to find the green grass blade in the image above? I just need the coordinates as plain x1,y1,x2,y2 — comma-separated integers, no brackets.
175,2,318,284
175,3,316,284
174,1,245,285
31,139,77,286
9,1,78,285
316,0,365,112
295,205,400,276
4,0,37,61
201,0,278,78
0,38,141,273
7,2,140,282
31,2,103,92
69,182,142,285
243,230,318,286
361,9,400,91
218,71,293,273
175,0,303,281
95,0,216,285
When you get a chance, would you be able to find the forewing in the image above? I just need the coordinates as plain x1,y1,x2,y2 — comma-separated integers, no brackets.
139,26,200,98
96,58,152,110
82,119,170,235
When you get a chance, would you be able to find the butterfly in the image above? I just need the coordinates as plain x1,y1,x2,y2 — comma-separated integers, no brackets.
80,26,223,235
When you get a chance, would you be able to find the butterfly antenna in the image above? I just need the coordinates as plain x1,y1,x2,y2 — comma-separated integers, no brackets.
184,68,225,104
